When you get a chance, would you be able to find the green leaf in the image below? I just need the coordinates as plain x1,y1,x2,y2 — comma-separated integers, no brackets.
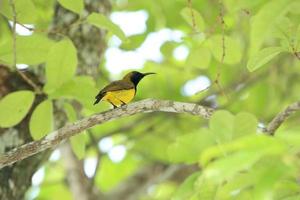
57,0,84,14
276,128,300,148
215,170,256,199
0,91,35,127
209,110,235,143
49,76,97,109
203,151,264,184
209,111,257,144
209,35,243,65
200,135,286,166
234,112,258,137
70,131,86,160
249,0,291,56
38,183,72,200
168,129,215,163
247,47,284,72
29,100,53,140
64,102,86,159
186,47,211,69
87,13,127,42
0,34,55,66
63,103,77,122
253,164,287,200
0,0,38,23
97,155,141,192
0,15,12,48
44,39,78,94
180,7,205,32
274,179,300,200
42,164,65,184
134,134,171,162
194,177,218,200
172,172,201,200
273,17,293,42
160,41,178,58
120,34,145,50
288,1,300,14
224,0,262,12
201,140,288,185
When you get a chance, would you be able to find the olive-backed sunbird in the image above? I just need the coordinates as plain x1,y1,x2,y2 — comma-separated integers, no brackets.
93,71,155,108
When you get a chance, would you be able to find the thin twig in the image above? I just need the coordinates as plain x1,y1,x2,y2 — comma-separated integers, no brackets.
294,52,300,60
16,71,43,94
210,68,271,108
213,1,229,100
16,22,34,31
9,0,43,94
187,0,197,33
292,47,300,60
276,25,300,61
196,1,228,99
264,101,300,135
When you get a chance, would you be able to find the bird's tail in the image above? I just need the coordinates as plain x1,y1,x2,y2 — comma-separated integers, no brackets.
93,93,104,105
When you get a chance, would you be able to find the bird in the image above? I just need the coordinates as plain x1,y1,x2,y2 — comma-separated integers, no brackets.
94,71,155,108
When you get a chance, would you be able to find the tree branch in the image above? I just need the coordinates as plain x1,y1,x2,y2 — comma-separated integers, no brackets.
1,98,299,169
265,101,300,135
187,0,197,33
0,99,213,169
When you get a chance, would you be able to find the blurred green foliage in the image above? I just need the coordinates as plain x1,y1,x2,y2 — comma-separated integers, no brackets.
0,0,300,199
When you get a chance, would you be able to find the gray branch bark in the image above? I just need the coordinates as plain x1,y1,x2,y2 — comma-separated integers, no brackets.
0,99,213,169
1,98,300,170
265,101,300,135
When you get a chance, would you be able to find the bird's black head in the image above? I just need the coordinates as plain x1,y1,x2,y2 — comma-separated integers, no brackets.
123,71,155,86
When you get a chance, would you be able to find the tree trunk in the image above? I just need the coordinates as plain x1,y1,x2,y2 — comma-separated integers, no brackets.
0,66,49,200
0,0,111,198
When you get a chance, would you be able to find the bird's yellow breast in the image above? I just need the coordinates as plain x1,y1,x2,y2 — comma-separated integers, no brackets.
102,89,136,107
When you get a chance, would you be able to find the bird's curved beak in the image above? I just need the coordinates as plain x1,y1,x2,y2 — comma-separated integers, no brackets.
143,72,156,77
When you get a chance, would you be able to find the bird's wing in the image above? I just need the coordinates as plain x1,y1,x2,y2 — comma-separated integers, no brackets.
95,81,134,99
101,81,134,93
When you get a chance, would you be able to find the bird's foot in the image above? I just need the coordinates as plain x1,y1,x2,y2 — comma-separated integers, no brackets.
119,99,127,107
121,103,127,107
